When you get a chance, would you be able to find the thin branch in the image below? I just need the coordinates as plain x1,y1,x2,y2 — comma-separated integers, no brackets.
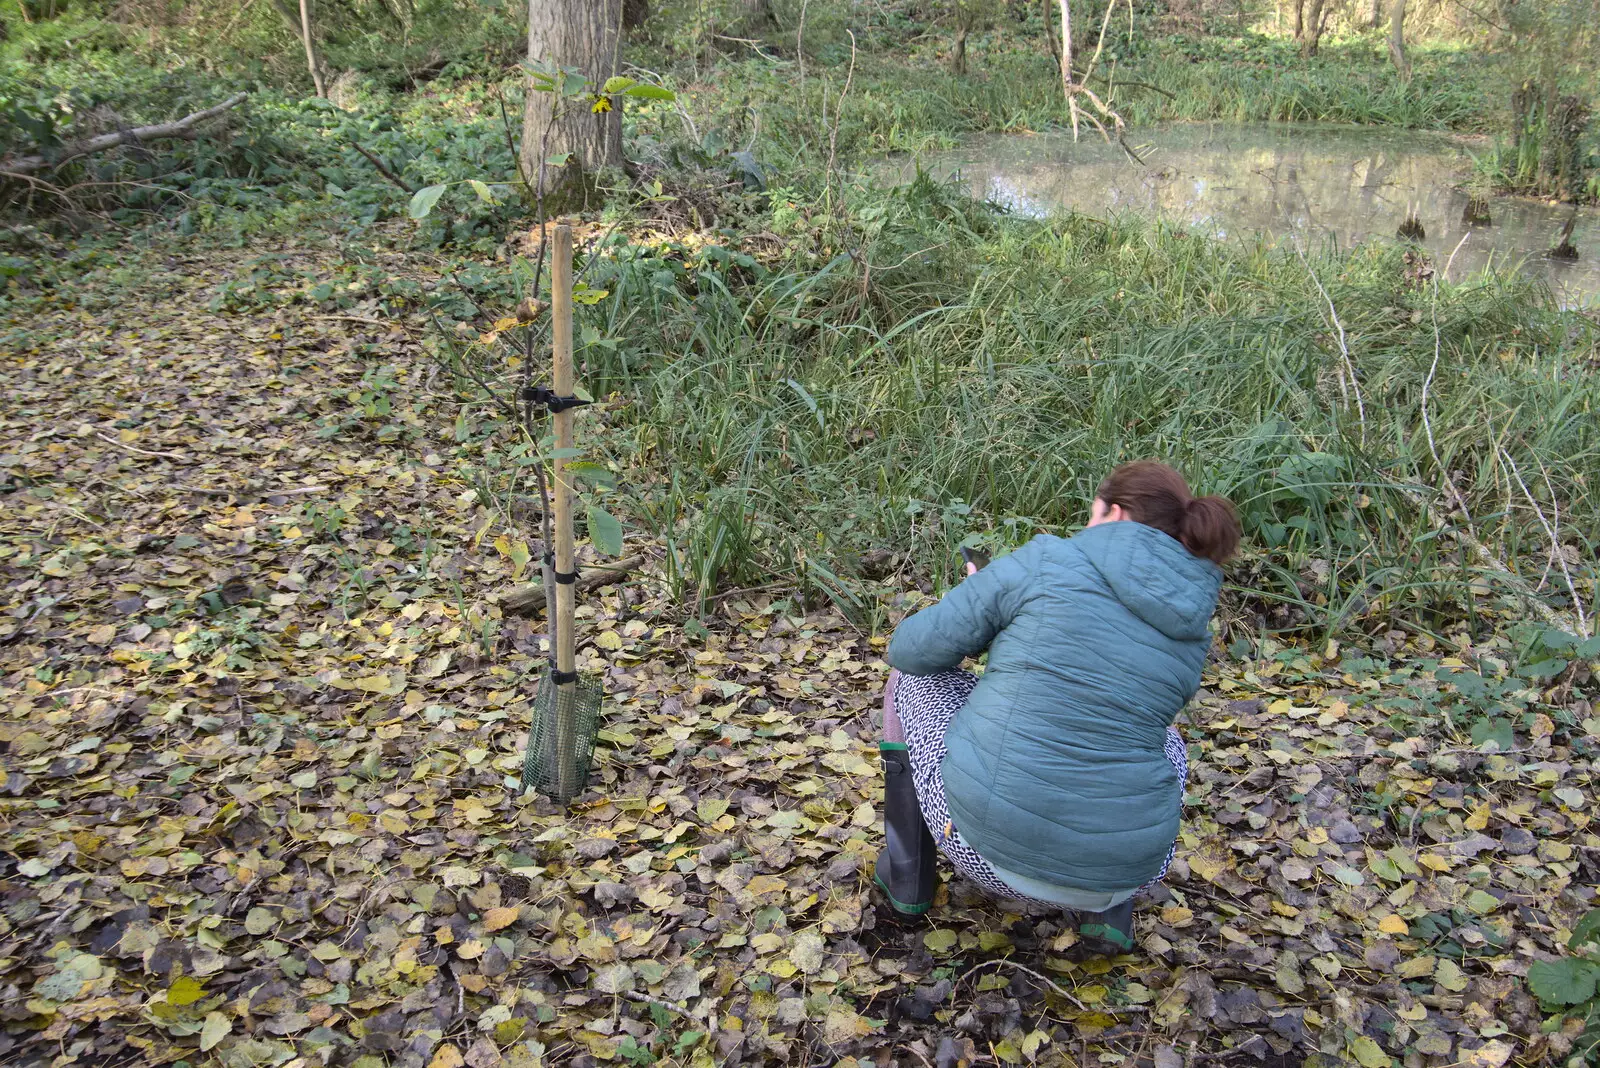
3,94,249,175
956,959,1147,1015
348,142,415,193
1079,0,1122,86
1293,240,1368,440
824,30,858,202
1499,444,1591,638
1423,247,1476,537
94,433,188,461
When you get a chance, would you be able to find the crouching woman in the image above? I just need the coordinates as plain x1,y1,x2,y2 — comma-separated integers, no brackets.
874,461,1240,953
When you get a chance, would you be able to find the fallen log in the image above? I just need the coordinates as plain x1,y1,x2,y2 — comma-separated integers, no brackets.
501,555,644,617
2,93,249,176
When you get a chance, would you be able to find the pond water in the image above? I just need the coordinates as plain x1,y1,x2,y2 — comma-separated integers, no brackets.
896,123,1599,308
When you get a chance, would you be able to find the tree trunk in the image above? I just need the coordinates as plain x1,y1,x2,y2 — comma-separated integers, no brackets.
521,0,624,198
1293,0,1304,39
1300,0,1325,55
1059,0,1080,136
951,26,969,73
1543,95,1590,199
1042,0,1061,62
742,0,773,30
298,0,327,97
1369,0,1382,29
1386,0,1410,80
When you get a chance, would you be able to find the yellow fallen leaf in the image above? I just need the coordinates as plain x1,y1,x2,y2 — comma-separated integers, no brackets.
1419,854,1453,872
745,874,786,898
355,671,405,695
483,906,519,932
595,630,624,651
167,976,205,1006
455,939,485,960
1160,905,1194,927
750,933,784,955
1396,956,1436,979
1464,1040,1514,1067
1378,914,1409,935
1464,803,1490,831
429,1044,466,1068
1187,839,1232,883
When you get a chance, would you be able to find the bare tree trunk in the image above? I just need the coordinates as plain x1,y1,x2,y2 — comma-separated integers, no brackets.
1300,0,1326,55
1293,0,1304,38
1369,0,1382,29
1042,0,1061,62
1386,0,1410,79
1059,0,1080,137
952,4,975,74
298,0,327,97
521,0,624,197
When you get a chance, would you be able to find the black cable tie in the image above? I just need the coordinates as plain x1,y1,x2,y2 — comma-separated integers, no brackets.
551,669,578,685
521,384,591,414
543,552,556,567
554,570,578,584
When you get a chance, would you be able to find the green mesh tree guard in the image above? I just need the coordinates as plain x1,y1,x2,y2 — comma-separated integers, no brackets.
521,671,602,803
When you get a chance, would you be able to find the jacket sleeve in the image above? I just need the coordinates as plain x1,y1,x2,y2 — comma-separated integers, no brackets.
887,540,1037,675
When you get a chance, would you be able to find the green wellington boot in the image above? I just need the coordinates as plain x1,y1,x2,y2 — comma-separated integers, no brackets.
872,743,938,916
1078,898,1137,955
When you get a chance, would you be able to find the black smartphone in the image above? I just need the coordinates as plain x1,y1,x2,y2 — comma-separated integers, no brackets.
960,546,990,572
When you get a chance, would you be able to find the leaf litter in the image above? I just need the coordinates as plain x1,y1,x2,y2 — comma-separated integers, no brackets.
2,241,1599,1068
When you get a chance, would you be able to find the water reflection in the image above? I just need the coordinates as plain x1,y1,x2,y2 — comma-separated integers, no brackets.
898,123,1599,307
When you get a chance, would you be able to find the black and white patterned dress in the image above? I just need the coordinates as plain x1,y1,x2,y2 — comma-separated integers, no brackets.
895,669,1187,907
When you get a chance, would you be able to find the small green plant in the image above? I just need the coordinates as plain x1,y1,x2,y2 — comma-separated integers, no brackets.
1528,910,1600,1066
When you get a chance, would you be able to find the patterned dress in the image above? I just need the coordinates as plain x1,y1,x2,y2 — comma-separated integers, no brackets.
894,669,1187,907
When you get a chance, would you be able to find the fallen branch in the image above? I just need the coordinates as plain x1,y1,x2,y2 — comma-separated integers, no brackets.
501,555,643,616
3,94,249,176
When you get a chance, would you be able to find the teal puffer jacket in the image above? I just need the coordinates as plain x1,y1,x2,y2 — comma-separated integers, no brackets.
887,521,1222,892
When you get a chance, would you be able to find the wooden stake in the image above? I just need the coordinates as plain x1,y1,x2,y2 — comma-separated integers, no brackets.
551,223,578,800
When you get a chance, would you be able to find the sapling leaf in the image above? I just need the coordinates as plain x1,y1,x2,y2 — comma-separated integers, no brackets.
586,502,624,557
407,184,446,219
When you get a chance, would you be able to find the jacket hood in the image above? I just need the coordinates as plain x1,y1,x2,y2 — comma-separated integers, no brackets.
1074,521,1222,642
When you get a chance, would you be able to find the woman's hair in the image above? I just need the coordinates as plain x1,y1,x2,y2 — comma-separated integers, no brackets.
1095,461,1241,565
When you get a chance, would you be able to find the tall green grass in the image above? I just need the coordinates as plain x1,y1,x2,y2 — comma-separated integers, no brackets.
571,178,1598,640
672,38,1496,171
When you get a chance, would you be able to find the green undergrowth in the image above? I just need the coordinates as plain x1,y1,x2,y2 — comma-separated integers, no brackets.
419,176,1599,643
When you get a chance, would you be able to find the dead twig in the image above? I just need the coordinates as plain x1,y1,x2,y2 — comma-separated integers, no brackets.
955,959,1146,1014
94,433,188,462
